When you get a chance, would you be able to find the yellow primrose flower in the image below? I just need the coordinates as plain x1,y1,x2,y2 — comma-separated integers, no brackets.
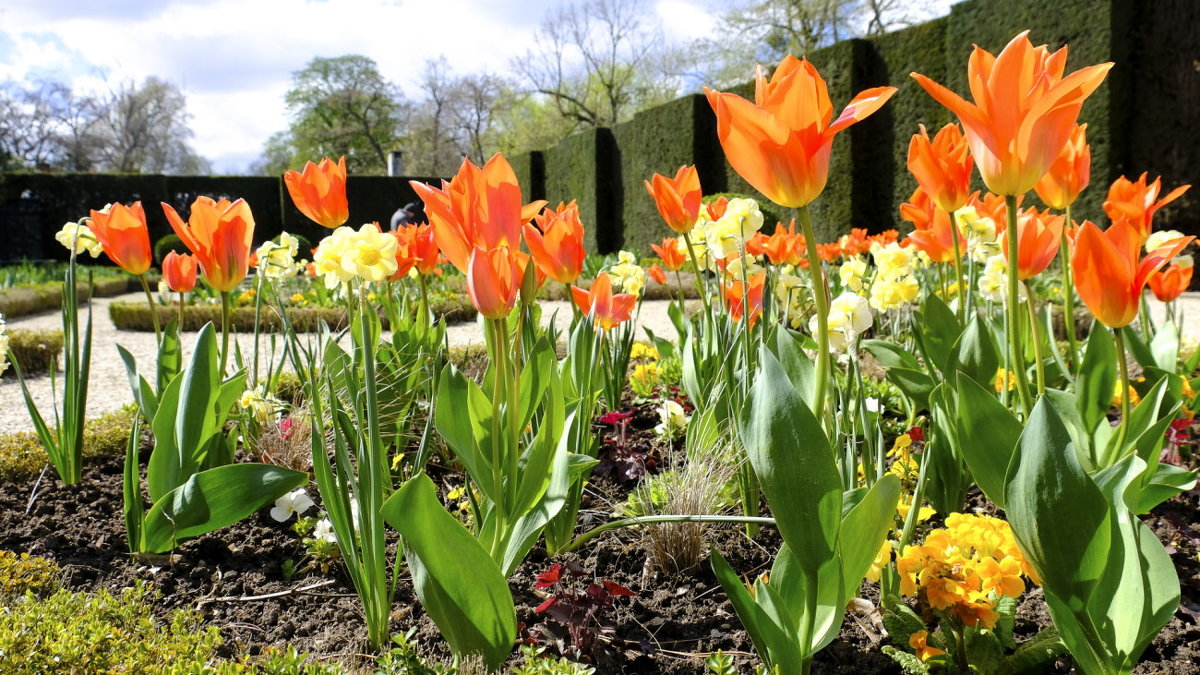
341,224,397,283
909,630,946,662
630,343,660,361
609,252,647,295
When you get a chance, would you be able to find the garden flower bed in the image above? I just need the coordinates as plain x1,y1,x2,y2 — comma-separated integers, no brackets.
2,31,1200,675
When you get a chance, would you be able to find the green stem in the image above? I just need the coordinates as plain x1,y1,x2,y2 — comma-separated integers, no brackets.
1061,205,1079,370
1005,195,1033,414
798,206,832,420
953,622,969,672
563,514,776,553
949,209,964,320
418,273,431,326
219,290,231,376
1113,328,1131,461
1024,281,1046,396
177,292,185,332
681,230,710,315
486,317,508,560
138,274,162,345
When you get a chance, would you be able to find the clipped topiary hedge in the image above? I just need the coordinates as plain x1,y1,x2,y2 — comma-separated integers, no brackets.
5,328,64,378
544,128,623,254
108,298,477,333
509,151,546,204
0,276,134,319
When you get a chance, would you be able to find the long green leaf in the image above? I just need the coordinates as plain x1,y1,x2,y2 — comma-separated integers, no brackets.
954,373,1021,509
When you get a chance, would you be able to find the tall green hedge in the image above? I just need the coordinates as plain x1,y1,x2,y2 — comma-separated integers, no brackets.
543,128,622,253
509,151,545,204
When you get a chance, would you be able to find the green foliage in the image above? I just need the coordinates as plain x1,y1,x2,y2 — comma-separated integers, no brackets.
0,551,60,597
0,582,221,674
511,645,597,674
0,277,130,318
154,233,189,263
0,406,137,480
192,646,345,674
108,299,477,333
543,128,621,254
4,328,63,378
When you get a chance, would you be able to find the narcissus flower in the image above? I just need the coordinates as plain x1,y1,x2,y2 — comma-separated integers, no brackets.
705,55,896,207
1072,218,1193,328
1002,207,1064,279
812,291,872,352
255,232,300,280
88,202,153,275
55,221,104,258
524,201,587,284
608,251,646,295
284,156,349,229
1034,123,1090,210
650,237,688,271
162,251,198,292
644,165,702,234
912,32,1112,196
1102,173,1190,244
907,123,974,212
572,272,637,331
1147,257,1193,303
410,154,545,273
163,197,256,292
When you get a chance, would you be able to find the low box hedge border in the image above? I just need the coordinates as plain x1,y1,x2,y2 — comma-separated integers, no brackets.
0,277,138,319
4,328,64,378
108,298,478,333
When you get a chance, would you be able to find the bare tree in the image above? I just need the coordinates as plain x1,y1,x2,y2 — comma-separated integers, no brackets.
513,0,680,129
90,77,209,174
408,57,462,176
0,81,75,169
451,72,505,163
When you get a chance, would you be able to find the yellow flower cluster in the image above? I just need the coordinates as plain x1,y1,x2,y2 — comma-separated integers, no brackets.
256,231,300,280
838,256,867,292
869,242,920,312
896,513,1037,629
1112,380,1142,407
630,362,662,397
313,224,398,289
994,368,1018,393
705,197,764,260
630,343,660,361
609,251,647,295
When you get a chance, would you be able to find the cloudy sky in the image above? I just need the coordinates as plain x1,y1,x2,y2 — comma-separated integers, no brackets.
0,0,949,174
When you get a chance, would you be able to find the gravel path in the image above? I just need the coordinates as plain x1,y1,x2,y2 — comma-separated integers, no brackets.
0,293,685,433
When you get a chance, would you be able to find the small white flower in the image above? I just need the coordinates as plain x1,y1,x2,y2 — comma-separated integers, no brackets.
864,397,881,414
313,517,337,543
654,400,690,442
270,488,314,522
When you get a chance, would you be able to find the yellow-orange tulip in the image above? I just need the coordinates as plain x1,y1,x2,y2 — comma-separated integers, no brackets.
393,223,441,276
87,202,153,275
162,251,198,292
900,188,965,264
1034,123,1090,210
705,55,896,207
1071,218,1193,328
650,237,687,271
1001,207,1064,279
907,123,974,212
284,156,349,229
410,154,545,274
760,221,804,266
524,201,587,284
723,270,766,329
1147,259,1193,303
648,264,667,285
644,165,702,233
162,197,256,293
1102,173,1190,244
571,272,637,331
912,32,1111,196
467,245,521,319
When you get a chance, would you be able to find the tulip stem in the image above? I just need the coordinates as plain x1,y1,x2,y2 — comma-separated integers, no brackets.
798,206,831,420
949,209,965,320
1024,281,1046,396
138,274,162,345
1061,206,1079,370
1005,195,1033,413
219,291,232,376
177,292,185,332
1113,327,1132,459
681,230,710,315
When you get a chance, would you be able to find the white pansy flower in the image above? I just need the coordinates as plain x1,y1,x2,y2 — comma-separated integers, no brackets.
270,488,315,522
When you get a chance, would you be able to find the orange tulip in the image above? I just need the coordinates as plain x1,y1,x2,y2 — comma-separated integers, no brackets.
524,201,587,284
394,223,441,276
644,165,702,234
723,270,766,329
648,264,667,285
912,31,1111,196
162,251,198,292
900,188,965,264
1102,173,1190,244
285,156,349,229
162,197,256,293
703,196,729,221
650,237,687,271
761,221,803,266
1147,259,1193,303
410,154,546,273
571,272,637,331
745,231,770,258
907,123,974,212
1034,123,1090,210
1002,207,1064,279
87,202,153,275
467,245,521,319
1071,218,1193,328
705,55,896,207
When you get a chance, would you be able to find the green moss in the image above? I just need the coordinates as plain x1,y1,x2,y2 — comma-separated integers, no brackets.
5,328,64,378
0,406,138,480
0,582,221,673
0,551,60,597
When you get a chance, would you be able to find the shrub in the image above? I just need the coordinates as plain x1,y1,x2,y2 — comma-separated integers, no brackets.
0,582,221,673
4,328,64,378
154,233,189,263
108,299,477,333
0,551,61,597
0,277,135,319
0,406,137,480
